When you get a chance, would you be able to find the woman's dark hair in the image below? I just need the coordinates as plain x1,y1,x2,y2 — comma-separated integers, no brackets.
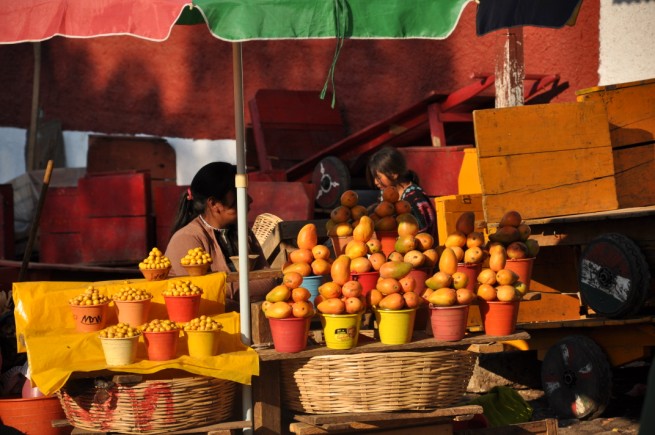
366,147,419,188
170,162,237,235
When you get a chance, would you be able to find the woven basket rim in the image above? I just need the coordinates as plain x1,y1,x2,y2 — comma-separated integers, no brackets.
252,213,283,245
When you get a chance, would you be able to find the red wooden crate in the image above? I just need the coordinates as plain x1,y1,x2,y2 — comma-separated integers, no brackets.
41,187,81,233
248,181,316,225
80,216,152,264
40,232,82,264
0,184,14,260
78,171,151,218
398,146,472,197
152,183,186,251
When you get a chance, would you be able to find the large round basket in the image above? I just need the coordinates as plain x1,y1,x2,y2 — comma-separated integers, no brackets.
281,351,476,414
58,374,236,434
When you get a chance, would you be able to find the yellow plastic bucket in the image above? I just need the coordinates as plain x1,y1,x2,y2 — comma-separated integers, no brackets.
377,308,417,344
185,330,220,358
320,313,361,349
99,336,139,366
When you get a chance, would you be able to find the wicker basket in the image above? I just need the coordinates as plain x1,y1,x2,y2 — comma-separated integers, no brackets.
252,213,283,246
281,351,477,414
58,375,236,434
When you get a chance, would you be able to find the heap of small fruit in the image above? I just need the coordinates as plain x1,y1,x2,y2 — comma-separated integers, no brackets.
441,211,486,266
180,247,213,266
313,279,367,315
368,186,414,232
112,286,153,301
475,266,526,302
183,315,222,331
142,319,179,332
138,247,172,270
163,280,203,297
324,190,369,238
422,233,478,308
98,323,141,339
364,260,423,311
69,286,110,306
487,210,539,260
283,223,333,277
263,271,316,319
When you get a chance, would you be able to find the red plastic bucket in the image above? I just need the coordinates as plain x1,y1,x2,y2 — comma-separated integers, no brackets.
456,263,482,291
350,271,380,296
408,267,430,296
504,258,535,290
430,305,469,341
376,230,398,258
164,294,201,323
268,317,311,353
0,395,68,435
143,330,179,360
478,300,520,336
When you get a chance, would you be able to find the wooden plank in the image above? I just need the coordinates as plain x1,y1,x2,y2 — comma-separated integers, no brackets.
70,420,251,435
453,418,558,435
256,330,530,361
576,78,655,148
253,360,283,434
251,301,272,345
290,421,453,435
294,405,483,425
613,142,655,208
474,100,618,223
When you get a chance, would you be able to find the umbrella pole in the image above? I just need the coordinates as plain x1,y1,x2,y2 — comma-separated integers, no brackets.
233,41,254,432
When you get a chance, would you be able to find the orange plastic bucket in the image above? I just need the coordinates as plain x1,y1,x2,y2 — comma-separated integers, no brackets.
430,305,469,341
456,263,482,291
268,317,311,353
143,330,179,361
478,300,520,336
164,294,201,323
0,395,68,435
69,303,109,332
114,298,151,327
504,258,535,290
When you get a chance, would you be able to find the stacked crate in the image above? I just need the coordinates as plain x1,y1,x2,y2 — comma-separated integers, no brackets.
77,171,153,264
40,187,82,263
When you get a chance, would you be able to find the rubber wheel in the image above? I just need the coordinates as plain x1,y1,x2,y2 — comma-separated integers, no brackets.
579,233,650,318
312,156,351,210
541,335,612,420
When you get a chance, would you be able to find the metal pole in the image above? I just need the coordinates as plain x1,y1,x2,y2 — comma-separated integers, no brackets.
233,41,253,433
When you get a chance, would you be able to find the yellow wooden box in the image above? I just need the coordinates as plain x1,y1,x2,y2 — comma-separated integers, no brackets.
434,194,484,246
473,100,618,224
576,78,655,208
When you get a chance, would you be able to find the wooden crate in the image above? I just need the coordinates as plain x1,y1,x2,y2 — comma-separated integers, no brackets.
40,232,83,264
80,216,152,264
398,146,474,197
576,79,655,208
78,171,151,218
41,187,80,234
434,194,484,246
473,100,618,223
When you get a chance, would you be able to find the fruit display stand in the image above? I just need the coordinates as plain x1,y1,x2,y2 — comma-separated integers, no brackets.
11,273,257,434
253,323,532,434
428,78,655,420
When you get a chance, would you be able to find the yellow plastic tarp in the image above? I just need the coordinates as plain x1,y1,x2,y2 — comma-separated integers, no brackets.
12,272,259,396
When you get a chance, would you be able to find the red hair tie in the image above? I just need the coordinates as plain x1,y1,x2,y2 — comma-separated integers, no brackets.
186,188,193,201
